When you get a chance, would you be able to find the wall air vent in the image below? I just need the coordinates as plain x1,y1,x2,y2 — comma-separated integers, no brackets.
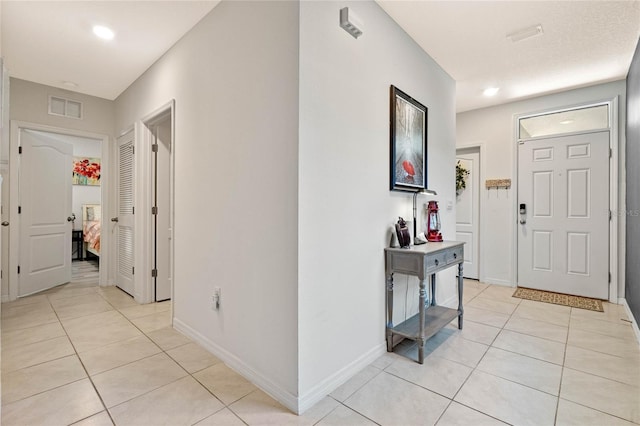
48,96,83,119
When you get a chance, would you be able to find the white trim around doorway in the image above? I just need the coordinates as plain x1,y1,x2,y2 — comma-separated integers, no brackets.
456,142,486,284
131,100,176,305
8,120,110,301
513,97,620,303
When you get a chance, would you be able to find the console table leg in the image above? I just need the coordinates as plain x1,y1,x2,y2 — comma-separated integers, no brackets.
458,263,464,330
430,274,436,306
386,273,394,352
418,278,427,364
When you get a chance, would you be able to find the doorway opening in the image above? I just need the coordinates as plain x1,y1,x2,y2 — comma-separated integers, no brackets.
456,145,481,281
149,113,173,302
8,122,110,300
133,101,174,304
515,100,618,301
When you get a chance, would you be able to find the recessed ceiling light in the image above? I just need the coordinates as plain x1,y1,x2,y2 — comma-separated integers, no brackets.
560,119,574,125
483,87,500,97
93,25,115,40
62,81,78,88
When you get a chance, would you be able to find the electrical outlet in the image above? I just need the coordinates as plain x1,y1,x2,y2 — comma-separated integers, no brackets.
212,287,221,310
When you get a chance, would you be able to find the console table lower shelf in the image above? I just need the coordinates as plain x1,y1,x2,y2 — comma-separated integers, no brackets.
390,305,459,342
385,241,465,364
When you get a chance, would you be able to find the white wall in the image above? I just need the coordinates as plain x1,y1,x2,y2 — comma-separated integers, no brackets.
0,1,3,57
114,0,300,403
298,1,456,401
9,78,114,138
457,80,626,296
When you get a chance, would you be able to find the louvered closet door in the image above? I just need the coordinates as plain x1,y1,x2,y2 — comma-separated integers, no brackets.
116,130,135,296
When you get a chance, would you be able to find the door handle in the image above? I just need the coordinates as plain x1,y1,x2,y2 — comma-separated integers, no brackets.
67,215,75,222
519,203,526,224
111,217,119,222
1,221,9,227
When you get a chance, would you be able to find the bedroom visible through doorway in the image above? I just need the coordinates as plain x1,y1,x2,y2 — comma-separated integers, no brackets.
29,130,103,291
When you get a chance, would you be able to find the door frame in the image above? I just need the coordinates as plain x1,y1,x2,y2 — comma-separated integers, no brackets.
513,97,620,303
8,120,110,301
456,142,485,282
132,100,175,304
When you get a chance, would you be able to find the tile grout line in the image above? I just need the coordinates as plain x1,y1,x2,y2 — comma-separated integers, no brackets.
46,288,118,426
446,284,563,423
558,307,640,424
553,306,573,425
70,286,229,425
443,283,521,425
95,288,249,425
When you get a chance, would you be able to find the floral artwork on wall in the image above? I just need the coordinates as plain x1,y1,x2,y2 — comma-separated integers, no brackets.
73,157,101,186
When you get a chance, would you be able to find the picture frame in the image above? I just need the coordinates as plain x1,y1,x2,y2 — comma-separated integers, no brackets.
73,157,101,186
390,85,427,192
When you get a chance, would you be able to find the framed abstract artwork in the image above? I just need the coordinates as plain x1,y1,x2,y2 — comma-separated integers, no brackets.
390,85,427,192
73,157,101,186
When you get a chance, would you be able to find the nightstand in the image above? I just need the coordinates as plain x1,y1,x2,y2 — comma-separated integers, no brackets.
72,230,83,261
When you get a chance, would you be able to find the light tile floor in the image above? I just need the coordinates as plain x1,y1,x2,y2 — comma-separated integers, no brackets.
2,279,640,425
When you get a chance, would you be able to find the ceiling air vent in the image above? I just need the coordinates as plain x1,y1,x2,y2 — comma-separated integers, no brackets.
48,96,83,119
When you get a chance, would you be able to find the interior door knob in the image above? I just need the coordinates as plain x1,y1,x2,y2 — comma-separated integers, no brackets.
1,221,9,227
67,216,74,222
111,217,119,222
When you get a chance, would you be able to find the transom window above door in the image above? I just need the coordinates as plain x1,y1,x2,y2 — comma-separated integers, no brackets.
519,104,609,140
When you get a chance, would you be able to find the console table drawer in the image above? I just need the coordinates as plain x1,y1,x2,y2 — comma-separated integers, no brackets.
446,246,463,265
425,252,446,273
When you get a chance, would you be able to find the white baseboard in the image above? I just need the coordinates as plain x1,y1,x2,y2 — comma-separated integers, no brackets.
173,317,387,415
619,298,640,345
439,294,459,309
298,343,385,414
482,277,514,287
173,318,300,414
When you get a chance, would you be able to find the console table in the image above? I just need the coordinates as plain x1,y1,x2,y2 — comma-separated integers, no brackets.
385,241,464,364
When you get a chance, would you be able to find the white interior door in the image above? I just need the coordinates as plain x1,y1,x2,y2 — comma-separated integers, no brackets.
153,119,172,302
19,129,72,296
456,149,480,279
116,131,135,295
517,131,609,299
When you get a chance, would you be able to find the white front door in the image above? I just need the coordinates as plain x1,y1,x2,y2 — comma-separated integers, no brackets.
456,149,480,279
517,131,609,299
116,131,135,296
19,129,73,296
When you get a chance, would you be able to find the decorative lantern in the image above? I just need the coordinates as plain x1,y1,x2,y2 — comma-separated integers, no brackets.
426,201,443,242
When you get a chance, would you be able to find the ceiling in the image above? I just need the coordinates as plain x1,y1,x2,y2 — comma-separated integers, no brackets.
1,1,639,111
377,1,640,112
1,1,219,100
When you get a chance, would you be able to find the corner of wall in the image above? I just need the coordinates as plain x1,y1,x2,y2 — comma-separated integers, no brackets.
174,317,301,413
620,298,640,345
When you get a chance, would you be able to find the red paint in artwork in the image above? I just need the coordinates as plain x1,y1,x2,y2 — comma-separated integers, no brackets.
402,160,415,176
73,159,101,181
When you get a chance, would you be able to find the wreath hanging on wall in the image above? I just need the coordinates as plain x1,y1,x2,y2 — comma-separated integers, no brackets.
456,160,470,195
